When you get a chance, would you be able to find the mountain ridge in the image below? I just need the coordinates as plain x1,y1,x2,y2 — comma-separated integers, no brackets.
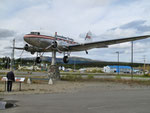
20,56,104,64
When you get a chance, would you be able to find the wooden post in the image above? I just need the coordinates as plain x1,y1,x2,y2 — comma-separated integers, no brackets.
5,81,7,91
19,82,21,91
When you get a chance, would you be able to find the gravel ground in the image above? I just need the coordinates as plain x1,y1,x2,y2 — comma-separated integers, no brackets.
1,80,150,95
0,81,87,95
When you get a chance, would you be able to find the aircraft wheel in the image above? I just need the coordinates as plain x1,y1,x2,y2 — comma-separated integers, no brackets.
36,57,41,63
63,56,69,63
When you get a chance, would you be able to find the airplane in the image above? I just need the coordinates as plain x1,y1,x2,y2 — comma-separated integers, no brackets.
15,31,150,64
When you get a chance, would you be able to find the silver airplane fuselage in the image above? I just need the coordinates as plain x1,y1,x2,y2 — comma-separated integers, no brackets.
24,33,78,52
15,31,150,64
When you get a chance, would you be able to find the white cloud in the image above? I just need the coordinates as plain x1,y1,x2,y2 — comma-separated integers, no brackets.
0,0,150,63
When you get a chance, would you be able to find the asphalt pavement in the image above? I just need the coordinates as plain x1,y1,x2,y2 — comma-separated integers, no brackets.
1,82,150,113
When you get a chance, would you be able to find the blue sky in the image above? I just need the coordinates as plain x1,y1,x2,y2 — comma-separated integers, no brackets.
0,0,150,63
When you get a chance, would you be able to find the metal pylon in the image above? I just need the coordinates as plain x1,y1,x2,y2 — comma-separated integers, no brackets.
51,51,56,65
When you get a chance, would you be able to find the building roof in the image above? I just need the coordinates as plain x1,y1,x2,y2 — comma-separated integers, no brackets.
108,65,131,69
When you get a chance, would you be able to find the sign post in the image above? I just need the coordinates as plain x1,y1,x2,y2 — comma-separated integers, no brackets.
1,77,25,91
1,77,7,91
15,77,25,91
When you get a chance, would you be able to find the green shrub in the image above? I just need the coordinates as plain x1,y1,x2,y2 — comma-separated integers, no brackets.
144,74,149,77
116,76,121,79
88,69,104,73
61,75,83,81
87,75,94,79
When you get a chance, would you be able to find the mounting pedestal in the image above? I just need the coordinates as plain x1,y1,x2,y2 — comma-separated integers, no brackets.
48,51,60,79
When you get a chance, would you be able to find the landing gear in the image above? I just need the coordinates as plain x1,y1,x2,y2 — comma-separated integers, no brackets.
35,52,42,64
63,51,70,64
35,57,41,63
63,56,69,63
85,50,88,54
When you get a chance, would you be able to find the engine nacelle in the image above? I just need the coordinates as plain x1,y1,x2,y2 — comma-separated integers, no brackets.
24,44,29,51
52,41,57,48
24,44,36,54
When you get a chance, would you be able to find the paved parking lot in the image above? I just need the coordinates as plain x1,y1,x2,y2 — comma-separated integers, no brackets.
1,82,150,113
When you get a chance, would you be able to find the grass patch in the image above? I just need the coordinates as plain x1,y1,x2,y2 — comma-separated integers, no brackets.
24,76,49,84
61,75,83,81
86,69,104,73
116,76,121,79
60,74,150,85
0,72,7,75
87,75,94,79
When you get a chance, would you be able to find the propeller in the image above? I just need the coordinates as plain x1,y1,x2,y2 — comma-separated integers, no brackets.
44,40,62,53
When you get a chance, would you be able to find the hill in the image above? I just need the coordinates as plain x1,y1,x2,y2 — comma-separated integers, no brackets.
18,56,146,69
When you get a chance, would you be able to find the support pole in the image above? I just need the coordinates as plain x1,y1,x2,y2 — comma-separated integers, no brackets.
11,39,15,71
5,81,6,92
74,57,76,71
143,55,146,75
48,51,60,80
19,82,21,91
116,51,119,75
51,51,56,65
131,41,133,79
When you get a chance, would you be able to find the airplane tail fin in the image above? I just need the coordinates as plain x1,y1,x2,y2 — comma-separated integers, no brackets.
85,31,92,42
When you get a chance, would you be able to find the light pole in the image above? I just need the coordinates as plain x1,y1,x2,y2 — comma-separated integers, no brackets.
116,51,119,75
131,41,133,78
143,55,146,75
11,39,15,71
74,57,76,72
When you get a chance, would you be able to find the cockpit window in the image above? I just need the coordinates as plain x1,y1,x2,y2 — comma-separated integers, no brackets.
30,32,40,35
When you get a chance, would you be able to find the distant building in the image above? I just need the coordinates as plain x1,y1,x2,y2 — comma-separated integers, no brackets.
65,68,73,72
59,66,65,71
79,67,103,73
79,68,87,73
18,65,41,71
103,65,132,73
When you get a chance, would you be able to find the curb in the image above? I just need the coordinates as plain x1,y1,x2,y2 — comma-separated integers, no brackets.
0,101,14,110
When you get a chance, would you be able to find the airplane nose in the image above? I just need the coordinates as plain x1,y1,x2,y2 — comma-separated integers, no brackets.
24,35,30,43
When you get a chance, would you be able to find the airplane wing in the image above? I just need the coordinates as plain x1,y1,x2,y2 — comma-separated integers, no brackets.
13,47,24,50
67,35,150,51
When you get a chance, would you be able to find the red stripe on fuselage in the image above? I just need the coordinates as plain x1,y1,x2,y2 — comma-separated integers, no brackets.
24,34,55,40
24,34,78,44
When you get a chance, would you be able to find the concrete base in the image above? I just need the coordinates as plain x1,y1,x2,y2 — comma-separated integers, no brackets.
48,65,60,79
27,78,31,84
0,101,6,110
48,78,53,85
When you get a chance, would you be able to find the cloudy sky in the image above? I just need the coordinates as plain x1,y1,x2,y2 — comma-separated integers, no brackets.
0,0,150,63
